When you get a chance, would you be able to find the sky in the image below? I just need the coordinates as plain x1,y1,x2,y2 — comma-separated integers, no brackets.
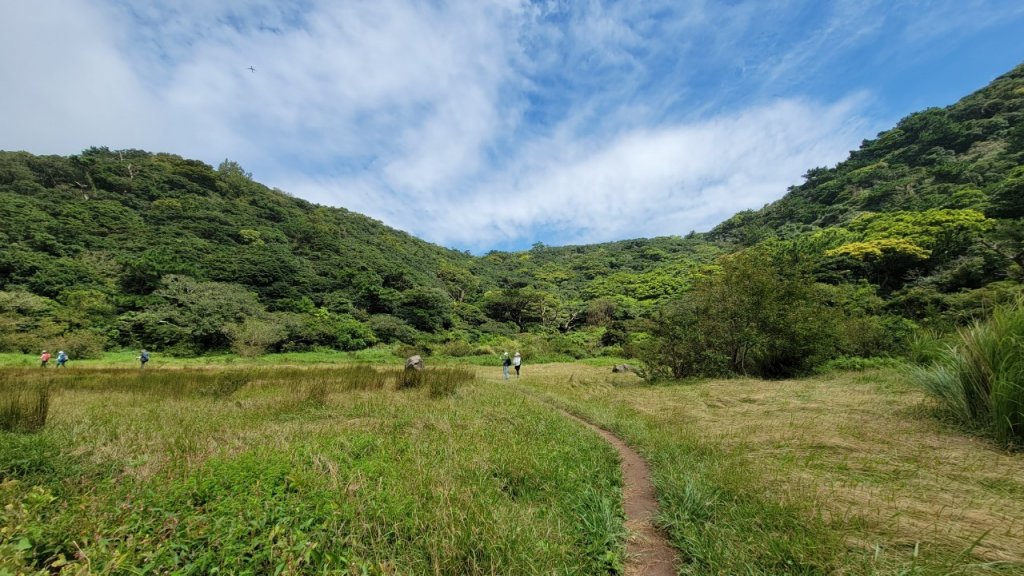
2,1,1024,253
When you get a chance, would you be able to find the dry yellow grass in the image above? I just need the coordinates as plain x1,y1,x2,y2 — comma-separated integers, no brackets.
499,363,1024,565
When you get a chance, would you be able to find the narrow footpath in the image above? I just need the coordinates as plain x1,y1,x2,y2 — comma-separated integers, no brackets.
556,409,680,576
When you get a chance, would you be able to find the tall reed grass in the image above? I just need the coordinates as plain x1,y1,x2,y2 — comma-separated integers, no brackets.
0,382,50,433
910,300,1024,447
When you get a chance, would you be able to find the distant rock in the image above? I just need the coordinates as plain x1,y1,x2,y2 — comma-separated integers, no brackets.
612,364,635,373
405,355,425,370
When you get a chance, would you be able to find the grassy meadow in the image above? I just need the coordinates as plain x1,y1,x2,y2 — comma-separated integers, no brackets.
2,356,1023,574
514,363,1024,575
1,364,624,575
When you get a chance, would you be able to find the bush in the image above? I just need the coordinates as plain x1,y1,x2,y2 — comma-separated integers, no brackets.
910,299,1024,447
836,315,915,358
813,356,902,373
436,339,475,357
224,317,286,357
641,247,841,380
368,314,421,345
54,329,107,359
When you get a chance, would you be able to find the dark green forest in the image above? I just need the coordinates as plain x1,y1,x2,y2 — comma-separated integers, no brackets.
2,63,1023,377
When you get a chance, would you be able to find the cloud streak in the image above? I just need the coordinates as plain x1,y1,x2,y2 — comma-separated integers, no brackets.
2,1,1022,252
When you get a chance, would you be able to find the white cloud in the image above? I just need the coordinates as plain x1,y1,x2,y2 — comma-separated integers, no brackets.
1,1,1020,253
284,96,872,251
0,0,158,152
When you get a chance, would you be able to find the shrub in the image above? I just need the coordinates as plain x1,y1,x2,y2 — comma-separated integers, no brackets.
393,343,428,359
54,329,107,359
813,356,902,373
910,299,1024,447
641,247,842,379
437,339,475,357
368,314,420,345
224,317,286,356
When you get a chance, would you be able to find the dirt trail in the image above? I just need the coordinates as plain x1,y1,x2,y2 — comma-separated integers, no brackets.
558,410,680,576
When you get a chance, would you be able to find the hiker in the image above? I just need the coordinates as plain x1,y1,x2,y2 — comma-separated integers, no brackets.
138,349,150,369
40,350,51,368
513,351,522,378
502,352,511,380
56,350,68,368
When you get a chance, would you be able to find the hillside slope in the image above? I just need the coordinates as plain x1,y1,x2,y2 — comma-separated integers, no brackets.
2,63,1022,359
712,63,1024,244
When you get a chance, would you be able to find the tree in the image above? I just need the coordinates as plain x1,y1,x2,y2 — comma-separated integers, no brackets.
437,261,478,303
643,248,841,379
825,238,931,291
224,316,287,356
119,275,264,354
396,287,453,332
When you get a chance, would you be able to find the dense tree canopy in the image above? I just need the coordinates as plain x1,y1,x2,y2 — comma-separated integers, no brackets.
1,62,1023,376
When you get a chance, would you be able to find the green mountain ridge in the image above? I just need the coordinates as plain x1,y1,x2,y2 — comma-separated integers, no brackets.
712,63,1024,244
2,62,1023,363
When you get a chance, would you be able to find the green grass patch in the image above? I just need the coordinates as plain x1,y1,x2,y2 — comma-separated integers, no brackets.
0,365,624,574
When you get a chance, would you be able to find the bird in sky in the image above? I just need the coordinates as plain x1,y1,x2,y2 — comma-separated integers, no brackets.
248,66,256,73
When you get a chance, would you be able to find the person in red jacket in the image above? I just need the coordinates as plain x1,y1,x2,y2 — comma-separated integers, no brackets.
40,350,51,367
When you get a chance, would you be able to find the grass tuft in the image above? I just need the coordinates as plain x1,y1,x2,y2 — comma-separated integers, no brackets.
910,299,1024,447
0,381,50,433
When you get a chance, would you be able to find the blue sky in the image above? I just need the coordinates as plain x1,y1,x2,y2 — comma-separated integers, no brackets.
2,1,1023,253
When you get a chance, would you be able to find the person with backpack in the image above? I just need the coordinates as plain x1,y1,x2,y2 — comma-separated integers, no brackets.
501,352,511,380
56,350,68,368
139,349,150,369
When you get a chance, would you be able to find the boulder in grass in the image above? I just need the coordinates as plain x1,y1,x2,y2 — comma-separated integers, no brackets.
612,364,634,373
405,355,425,371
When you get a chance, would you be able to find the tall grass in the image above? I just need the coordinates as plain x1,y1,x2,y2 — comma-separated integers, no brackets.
910,300,1024,447
0,365,621,574
394,366,475,397
0,381,50,433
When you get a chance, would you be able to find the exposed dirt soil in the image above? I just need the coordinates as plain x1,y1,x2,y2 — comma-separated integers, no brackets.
558,410,679,576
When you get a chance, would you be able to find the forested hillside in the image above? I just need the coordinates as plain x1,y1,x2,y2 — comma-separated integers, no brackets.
710,63,1024,316
0,148,716,359
2,63,1022,373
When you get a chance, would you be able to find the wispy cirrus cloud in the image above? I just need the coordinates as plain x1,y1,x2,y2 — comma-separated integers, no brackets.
1,1,1022,252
